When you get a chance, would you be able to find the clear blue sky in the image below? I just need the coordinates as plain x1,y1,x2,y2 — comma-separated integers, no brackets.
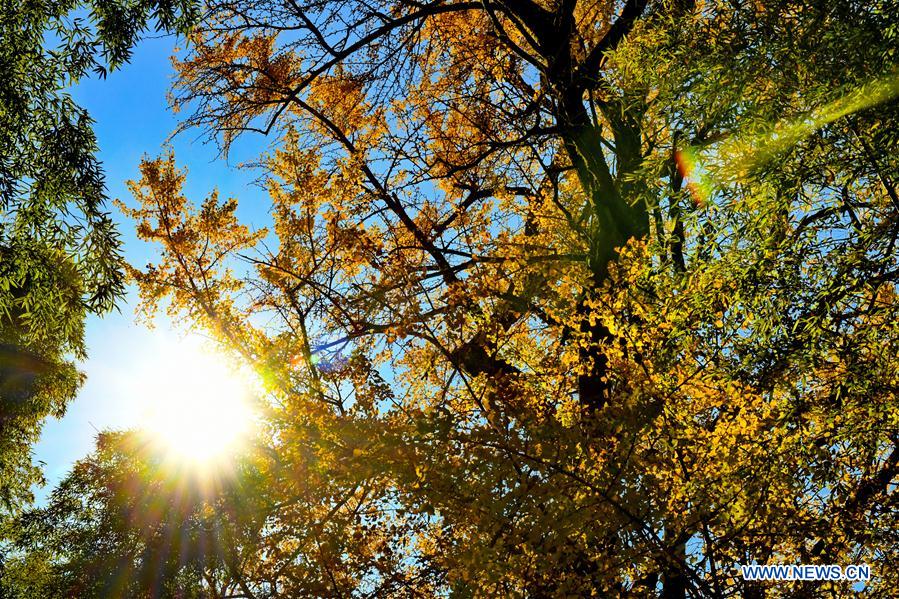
33,31,271,496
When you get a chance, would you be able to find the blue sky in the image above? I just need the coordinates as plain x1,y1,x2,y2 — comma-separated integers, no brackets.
33,31,271,495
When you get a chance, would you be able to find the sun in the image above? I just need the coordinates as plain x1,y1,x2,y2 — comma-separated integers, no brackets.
137,334,258,468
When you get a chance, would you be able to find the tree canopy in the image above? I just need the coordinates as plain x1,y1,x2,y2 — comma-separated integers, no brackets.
0,0,197,511
4,0,899,597
2,430,268,598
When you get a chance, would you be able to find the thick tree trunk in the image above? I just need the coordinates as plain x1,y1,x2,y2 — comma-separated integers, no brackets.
661,532,689,599
558,114,648,411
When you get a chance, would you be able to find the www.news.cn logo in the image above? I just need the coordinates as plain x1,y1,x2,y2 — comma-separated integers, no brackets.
741,564,871,582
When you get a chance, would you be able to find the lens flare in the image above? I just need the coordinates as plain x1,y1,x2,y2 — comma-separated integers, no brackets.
678,69,899,204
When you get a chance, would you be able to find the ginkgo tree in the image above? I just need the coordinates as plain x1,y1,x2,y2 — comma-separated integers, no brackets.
6,0,899,597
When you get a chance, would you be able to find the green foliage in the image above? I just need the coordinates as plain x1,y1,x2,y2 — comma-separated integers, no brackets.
2,431,267,598
0,0,197,512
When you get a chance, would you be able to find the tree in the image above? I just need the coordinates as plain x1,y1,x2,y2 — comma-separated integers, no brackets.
0,0,197,511
18,0,899,597
1,430,269,598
